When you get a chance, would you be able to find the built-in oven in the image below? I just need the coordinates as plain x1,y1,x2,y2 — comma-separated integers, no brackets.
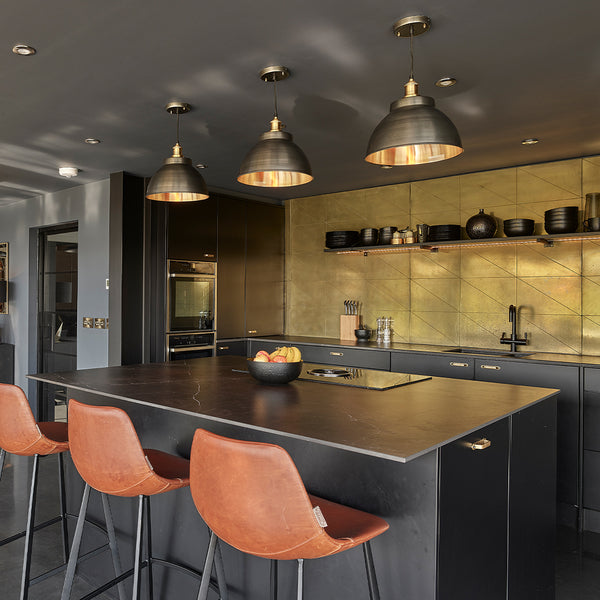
166,259,216,360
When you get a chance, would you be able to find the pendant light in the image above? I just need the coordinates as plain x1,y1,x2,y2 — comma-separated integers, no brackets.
146,102,209,202
365,16,463,166
238,66,312,188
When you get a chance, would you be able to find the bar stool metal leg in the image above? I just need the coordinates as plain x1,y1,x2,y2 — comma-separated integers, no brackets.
61,483,91,600
20,453,39,600
296,558,304,600
197,530,217,600
0,448,5,480
144,495,154,600
269,560,278,600
58,452,70,562
132,495,145,600
101,493,127,600
362,541,381,600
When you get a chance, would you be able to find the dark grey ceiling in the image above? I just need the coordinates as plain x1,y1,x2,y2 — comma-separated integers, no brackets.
1,0,599,205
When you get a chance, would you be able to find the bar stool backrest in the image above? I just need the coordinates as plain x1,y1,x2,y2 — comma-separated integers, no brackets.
0,384,44,455
68,399,168,497
190,428,347,560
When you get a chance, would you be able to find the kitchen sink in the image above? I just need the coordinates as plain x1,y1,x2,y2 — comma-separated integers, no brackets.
443,348,534,358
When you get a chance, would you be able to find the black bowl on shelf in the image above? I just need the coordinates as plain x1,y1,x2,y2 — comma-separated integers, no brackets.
544,221,578,234
325,230,360,249
378,226,398,245
428,224,461,241
544,206,579,218
503,218,535,237
247,359,303,384
359,228,378,246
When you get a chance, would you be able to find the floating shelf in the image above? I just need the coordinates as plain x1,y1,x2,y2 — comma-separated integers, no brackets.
324,232,600,255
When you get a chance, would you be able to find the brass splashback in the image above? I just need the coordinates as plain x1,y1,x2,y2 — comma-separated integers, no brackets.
285,154,600,355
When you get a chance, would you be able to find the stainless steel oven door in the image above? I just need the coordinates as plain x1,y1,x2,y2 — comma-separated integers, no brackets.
167,274,215,332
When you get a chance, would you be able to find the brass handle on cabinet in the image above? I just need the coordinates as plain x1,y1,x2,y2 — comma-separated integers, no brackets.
218,346,229,350
330,352,343,356
480,364,501,370
469,438,492,451
449,362,468,367
203,253,215,258
248,330,257,334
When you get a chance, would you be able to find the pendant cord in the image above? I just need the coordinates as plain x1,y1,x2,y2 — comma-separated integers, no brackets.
273,78,279,119
409,24,415,80
176,110,180,145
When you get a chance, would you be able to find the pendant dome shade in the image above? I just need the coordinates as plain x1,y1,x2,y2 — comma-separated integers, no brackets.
146,144,209,202
365,93,463,165
146,102,209,202
237,129,313,187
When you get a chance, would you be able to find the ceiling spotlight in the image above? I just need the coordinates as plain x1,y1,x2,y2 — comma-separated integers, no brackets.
12,44,36,56
521,138,540,145
84,138,101,144
146,102,209,202
58,167,79,178
435,77,457,88
380,165,394,169
195,163,207,169
365,16,463,166
237,65,313,188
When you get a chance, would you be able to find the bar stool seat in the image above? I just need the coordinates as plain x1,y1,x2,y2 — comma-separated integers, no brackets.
0,383,70,600
62,399,227,600
190,428,389,600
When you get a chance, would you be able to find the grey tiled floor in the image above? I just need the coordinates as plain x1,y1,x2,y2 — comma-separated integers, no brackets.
1,453,599,599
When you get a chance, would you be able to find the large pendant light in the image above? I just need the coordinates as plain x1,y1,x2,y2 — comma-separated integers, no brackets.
238,66,312,188
146,102,209,202
365,16,463,166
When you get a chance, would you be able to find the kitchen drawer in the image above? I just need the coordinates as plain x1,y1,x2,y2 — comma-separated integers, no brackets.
585,367,600,392
390,352,474,379
216,340,247,356
247,340,389,370
584,450,600,510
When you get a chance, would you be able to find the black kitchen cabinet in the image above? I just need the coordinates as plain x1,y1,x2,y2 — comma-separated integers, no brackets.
583,368,600,517
474,358,579,520
216,340,247,356
0,343,14,383
390,351,474,379
167,196,218,261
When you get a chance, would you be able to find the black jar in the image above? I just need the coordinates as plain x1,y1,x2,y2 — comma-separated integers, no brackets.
466,209,497,239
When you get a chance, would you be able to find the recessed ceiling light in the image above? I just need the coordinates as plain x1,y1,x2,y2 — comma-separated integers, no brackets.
84,138,101,145
521,138,540,145
435,77,457,88
12,44,36,56
58,167,79,178
195,163,208,169
380,165,393,170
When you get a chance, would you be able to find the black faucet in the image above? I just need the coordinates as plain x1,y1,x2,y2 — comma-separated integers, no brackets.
500,305,528,353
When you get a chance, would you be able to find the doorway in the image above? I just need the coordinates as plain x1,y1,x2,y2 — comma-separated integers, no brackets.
37,223,78,421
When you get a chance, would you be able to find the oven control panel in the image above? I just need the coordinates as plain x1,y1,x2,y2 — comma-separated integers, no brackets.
168,332,214,349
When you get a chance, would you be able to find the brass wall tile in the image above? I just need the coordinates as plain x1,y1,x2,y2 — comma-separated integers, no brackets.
330,253,369,281
461,278,516,313
459,313,512,350
289,195,327,226
326,190,366,226
516,243,582,277
364,183,410,227
583,156,600,194
290,223,326,254
324,308,345,338
516,158,582,203
461,246,517,277
410,250,461,278
582,240,600,276
366,279,410,311
365,253,411,279
286,305,329,337
409,311,459,346
411,278,460,311
582,316,600,356
411,175,460,211
459,168,517,212
519,313,582,354
517,277,581,315
286,280,329,309
327,280,367,311
287,253,328,282
583,276,600,315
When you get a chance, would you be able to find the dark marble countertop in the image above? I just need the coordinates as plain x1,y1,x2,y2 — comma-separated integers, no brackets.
247,335,600,366
28,356,558,463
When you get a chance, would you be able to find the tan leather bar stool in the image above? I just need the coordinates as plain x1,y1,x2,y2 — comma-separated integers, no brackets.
62,399,228,600
0,383,70,600
190,428,390,600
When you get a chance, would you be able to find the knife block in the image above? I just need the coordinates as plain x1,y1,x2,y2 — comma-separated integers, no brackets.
340,315,360,341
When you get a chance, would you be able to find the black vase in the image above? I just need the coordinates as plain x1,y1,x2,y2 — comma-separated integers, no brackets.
466,209,497,239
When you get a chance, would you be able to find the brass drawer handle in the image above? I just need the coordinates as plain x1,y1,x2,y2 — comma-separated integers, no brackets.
330,351,343,356
449,362,468,367
203,253,215,258
480,364,501,370
218,346,229,350
247,330,257,334
469,438,492,451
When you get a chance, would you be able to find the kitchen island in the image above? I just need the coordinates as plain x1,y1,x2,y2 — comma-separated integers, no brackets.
29,356,558,600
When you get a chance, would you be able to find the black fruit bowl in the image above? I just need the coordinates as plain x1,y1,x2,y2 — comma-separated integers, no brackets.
503,219,535,237
247,359,303,384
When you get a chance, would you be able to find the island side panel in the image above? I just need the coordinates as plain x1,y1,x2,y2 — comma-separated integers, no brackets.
66,388,439,600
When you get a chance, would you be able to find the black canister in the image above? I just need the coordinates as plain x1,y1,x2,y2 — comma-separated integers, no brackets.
466,209,497,239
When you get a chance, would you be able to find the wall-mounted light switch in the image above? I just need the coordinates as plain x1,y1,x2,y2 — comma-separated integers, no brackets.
83,317,93,328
